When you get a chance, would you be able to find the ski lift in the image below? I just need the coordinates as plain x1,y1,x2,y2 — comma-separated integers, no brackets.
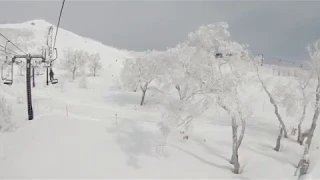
0,41,13,85
49,48,58,85
1,59,13,85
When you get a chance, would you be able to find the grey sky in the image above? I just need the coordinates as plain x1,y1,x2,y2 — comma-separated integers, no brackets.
0,1,319,65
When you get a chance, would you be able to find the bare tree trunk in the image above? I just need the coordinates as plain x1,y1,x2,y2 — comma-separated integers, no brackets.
140,83,149,106
237,118,246,148
298,90,307,143
274,126,283,151
231,116,240,174
298,123,302,143
300,145,310,176
72,68,76,80
295,144,310,177
140,89,147,106
297,106,306,143
306,120,318,149
270,96,288,138
219,102,241,174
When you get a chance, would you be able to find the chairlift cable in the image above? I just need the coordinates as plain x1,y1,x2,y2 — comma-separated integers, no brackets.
0,33,27,55
52,0,66,50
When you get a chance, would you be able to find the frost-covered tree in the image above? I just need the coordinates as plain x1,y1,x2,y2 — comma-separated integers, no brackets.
182,22,251,174
158,22,239,139
305,39,320,149
0,28,37,54
164,43,204,101
217,89,252,174
0,96,12,131
159,92,212,142
252,56,289,151
273,70,313,144
296,72,313,144
88,53,102,77
61,48,87,80
120,50,165,106
214,59,253,174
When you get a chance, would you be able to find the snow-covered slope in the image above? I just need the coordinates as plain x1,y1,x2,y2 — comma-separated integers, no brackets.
0,20,319,179
0,19,134,85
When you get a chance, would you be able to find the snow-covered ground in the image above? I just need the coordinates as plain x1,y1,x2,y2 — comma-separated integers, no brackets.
0,20,319,179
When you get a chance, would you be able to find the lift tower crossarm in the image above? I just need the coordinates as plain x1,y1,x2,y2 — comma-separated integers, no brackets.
13,54,45,62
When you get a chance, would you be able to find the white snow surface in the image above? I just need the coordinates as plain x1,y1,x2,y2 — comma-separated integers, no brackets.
0,20,319,179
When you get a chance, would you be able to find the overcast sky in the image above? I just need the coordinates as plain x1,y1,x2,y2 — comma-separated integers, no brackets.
0,0,319,65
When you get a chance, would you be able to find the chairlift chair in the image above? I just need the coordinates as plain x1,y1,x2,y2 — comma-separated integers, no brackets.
48,48,58,85
49,68,58,85
1,60,13,85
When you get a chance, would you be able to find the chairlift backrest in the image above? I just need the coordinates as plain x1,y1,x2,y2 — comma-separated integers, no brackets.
43,61,51,67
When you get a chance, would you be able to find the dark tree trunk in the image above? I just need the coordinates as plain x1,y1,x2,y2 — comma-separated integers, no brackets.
140,89,147,106
297,104,307,143
72,68,76,80
274,127,283,151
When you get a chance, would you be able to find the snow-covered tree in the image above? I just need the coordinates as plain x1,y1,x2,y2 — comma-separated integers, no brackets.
163,22,251,174
214,59,253,174
61,48,87,80
120,50,165,106
159,92,212,142
88,53,102,77
252,56,289,151
305,39,320,149
0,96,12,131
273,70,313,144
164,43,204,101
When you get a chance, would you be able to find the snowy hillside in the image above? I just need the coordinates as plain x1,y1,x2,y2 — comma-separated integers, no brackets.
0,20,319,179
0,20,135,85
